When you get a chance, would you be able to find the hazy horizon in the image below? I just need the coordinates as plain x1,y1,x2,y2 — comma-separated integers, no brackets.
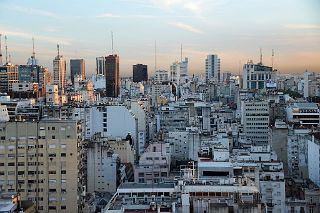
0,0,319,77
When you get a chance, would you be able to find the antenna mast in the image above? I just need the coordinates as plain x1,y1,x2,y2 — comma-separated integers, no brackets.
271,49,274,69
111,31,114,54
32,37,35,59
180,44,182,62
259,48,263,65
5,35,8,64
57,44,60,57
155,40,157,72
0,34,2,65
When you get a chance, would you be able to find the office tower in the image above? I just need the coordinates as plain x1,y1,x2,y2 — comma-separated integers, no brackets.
205,54,220,82
96,56,105,75
0,120,82,213
0,64,18,93
242,60,274,90
179,57,188,83
70,59,85,84
241,100,270,145
105,54,120,97
170,62,179,84
133,64,148,82
53,45,66,95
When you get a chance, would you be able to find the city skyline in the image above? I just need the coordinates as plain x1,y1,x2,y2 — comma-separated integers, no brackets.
0,0,319,76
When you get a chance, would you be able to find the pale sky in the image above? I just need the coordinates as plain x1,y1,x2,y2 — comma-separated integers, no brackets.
0,0,319,77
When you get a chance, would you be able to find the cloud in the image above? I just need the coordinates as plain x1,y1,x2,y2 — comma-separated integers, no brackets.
169,22,204,34
285,24,320,30
1,28,72,45
9,6,59,19
97,13,155,19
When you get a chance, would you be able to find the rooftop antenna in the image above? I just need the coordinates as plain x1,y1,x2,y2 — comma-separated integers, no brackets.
155,40,157,72
5,35,8,64
259,48,263,65
8,53,11,64
57,44,60,57
32,37,35,59
180,44,182,62
0,34,2,65
111,31,114,54
271,49,274,69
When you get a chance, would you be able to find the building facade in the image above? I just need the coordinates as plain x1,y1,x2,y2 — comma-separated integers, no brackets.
205,54,220,82
70,59,85,84
0,120,82,213
242,61,275,90
133,64,148,82
53,53,66,95
105,55,120,97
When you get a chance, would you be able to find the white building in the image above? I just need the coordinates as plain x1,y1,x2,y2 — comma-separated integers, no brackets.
53,48,66,95
87,140,120,193
241,100,270,145
130,100,148,155
179,57,188,83
308,135,320,187
286,102,320,127
205,54,220,82
91,74,106,90
154,70,169,83
0,104,9,122
72,105,137,146
96,56,106,75
46,85,59,105
134,143,171,183
167,128,200,163
259,162,286,213
170,61,179,84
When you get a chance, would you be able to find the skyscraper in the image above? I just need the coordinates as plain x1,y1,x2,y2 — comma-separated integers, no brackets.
53,45,66,95
70,59,85,84
96,56,105,75
205,54,220,82
179,57,188,83
105,54,120,97
170,61,179,84
133,64,148,82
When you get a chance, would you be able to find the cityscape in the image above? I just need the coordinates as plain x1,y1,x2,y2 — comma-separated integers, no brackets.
0,0,320,213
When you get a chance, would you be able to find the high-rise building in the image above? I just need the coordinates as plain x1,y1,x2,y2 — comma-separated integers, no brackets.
96,56,105,75
133,64,148,82
70,59,85,84
105,54,120,97
170,58,188,85
0,64,18,93
53,45,66,95
179,57,188,83
170,62,179,84
242,60,275,90
241,100,270,145
0,120,82,213
205,54,220,82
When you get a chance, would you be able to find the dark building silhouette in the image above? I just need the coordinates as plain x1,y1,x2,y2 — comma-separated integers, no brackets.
105,54,120,97
70,59,85,84
133,64,148,82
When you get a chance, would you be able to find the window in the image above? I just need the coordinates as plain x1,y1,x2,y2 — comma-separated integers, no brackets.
61,153,66,157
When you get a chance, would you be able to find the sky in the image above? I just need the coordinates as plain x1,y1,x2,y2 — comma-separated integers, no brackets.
0,0,319,77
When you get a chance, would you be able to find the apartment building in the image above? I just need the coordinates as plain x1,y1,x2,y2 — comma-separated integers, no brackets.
241,100,270,145
0,120,82,213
